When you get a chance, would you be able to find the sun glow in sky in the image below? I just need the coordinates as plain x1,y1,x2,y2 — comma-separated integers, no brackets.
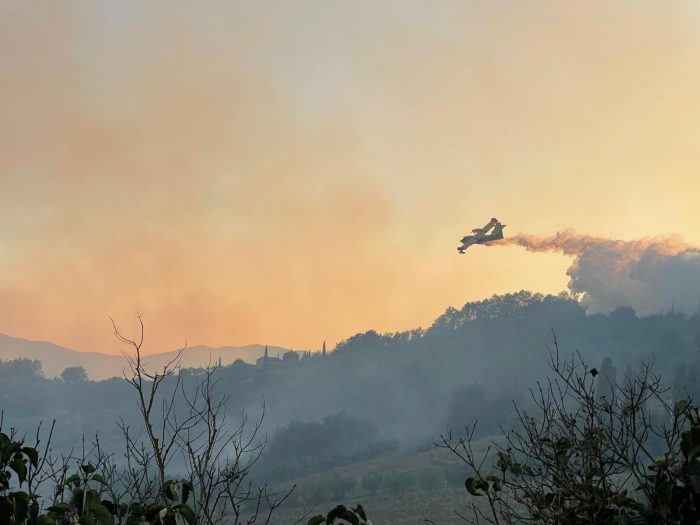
2,1,700,354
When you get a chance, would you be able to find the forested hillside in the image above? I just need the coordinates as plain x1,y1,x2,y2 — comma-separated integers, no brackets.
2,291,700,483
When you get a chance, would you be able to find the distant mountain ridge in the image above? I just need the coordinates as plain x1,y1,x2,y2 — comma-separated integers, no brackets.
0,333,290,380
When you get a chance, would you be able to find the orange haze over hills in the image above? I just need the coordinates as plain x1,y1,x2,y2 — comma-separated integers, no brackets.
2,1,700,355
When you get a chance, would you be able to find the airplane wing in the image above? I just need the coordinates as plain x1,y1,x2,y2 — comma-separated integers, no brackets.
472,218,498,236
476,223,506,243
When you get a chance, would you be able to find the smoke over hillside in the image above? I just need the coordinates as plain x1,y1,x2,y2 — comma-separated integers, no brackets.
498,230,700,315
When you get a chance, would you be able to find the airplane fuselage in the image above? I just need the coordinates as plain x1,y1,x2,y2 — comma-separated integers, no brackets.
458,218,505,253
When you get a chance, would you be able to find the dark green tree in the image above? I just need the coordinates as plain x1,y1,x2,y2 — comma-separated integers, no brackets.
60,366,88,383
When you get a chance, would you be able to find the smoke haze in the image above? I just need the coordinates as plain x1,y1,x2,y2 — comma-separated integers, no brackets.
3,1,700,353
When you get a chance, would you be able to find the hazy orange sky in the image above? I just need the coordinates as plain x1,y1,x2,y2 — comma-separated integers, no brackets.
2,1,700,355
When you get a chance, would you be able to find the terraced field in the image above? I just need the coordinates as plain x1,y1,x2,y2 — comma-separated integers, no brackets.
267,445,487,524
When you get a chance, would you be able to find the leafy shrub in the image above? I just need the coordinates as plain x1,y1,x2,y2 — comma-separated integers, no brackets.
0,432,41,525
307,504,371,525
441,342,700,524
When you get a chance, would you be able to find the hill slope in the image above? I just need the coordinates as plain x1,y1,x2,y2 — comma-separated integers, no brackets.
0,333,288,379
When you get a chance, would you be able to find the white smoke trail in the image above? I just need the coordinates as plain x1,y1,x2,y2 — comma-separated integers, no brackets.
496,230,700,315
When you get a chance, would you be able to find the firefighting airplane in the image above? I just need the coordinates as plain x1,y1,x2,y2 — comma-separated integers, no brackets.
457,218,506,253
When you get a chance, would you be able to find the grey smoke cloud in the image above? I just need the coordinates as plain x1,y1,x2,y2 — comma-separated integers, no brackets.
501,231,700,315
